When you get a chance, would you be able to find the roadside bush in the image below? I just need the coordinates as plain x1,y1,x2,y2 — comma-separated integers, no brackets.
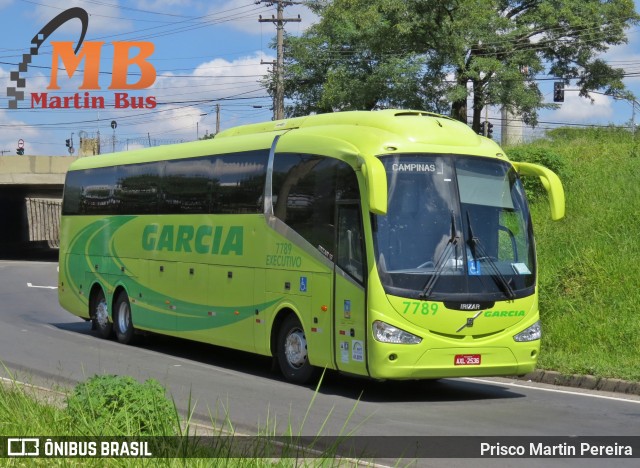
65,375,178,436
506,145,568,199
546,125,633,144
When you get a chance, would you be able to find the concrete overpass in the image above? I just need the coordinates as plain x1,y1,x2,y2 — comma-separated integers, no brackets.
0,155,77,253
0,155,76,186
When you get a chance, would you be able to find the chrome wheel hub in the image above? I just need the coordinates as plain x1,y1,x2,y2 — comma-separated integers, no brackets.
284,329,307,369
117,301,130,331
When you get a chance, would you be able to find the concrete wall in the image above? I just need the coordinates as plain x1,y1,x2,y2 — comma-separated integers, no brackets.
0,155,77,185
0,155,71,252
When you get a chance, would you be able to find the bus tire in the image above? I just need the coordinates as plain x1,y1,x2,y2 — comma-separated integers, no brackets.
277,314,316,384
113,291,135,345
91,288,112,339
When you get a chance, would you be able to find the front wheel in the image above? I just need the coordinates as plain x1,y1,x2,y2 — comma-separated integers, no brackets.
113,291,136,345
277,315,316,384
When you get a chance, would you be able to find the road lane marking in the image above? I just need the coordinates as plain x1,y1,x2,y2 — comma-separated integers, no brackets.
464,377,640,404
27,283,57,290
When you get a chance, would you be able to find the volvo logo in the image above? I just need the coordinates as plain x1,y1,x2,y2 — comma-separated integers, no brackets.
456,311,483,332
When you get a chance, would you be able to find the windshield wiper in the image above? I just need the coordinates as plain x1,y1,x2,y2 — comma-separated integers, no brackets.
465,211,516,300
419,211,458,299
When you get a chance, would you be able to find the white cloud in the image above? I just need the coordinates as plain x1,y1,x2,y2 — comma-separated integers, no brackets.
118,51,275,139
600,39,640,87
151,51,273,102
136,105,204,137
553,91,613,122
0,108,42,154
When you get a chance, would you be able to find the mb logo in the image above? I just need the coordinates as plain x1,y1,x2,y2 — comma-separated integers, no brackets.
7,7,157,110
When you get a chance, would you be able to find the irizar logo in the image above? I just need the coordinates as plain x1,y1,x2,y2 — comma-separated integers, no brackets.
142,224,243,255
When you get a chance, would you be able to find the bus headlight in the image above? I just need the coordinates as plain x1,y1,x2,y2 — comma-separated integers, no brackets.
513,321,541,342
373,321,422,344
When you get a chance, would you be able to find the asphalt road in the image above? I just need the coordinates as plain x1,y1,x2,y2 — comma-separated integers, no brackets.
1,259,639,467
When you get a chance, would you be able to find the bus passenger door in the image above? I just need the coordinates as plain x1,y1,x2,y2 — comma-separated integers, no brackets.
334,203,368,377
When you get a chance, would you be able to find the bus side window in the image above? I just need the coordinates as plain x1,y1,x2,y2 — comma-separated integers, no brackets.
210,151,268,214
162,158,213,214
115,162,160,215
70,166,119,215
337,205,364,283
272,154,360,260
62,170,84,215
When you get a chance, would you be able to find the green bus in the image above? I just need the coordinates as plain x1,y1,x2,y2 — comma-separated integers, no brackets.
58,110,564,383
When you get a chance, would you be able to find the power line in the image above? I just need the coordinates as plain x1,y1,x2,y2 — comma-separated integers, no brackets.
257,1,302,120
2,2,270,56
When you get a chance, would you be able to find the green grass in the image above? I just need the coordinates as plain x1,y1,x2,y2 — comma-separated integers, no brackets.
508,127,640,381
0,372,368,466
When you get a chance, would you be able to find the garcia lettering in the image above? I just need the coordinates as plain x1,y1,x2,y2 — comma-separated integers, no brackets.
142,224,243,255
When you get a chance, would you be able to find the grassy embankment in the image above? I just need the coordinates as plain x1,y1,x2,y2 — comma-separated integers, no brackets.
508,127,640,381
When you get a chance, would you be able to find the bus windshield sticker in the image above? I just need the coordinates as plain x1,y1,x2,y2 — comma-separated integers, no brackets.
468,259,481,275
352,340,364,362
344,300,351,319
512,263,531,275
340,341,349,363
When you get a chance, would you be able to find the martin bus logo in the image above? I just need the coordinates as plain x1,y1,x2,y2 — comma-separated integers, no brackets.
6,7,156,110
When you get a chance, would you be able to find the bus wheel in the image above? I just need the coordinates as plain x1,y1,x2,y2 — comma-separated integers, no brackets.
113,291,135,345
91,288,112,339
277,315,316,384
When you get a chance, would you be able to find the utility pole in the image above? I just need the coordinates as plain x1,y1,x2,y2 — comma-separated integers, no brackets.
484,104,489,136
216,104,220,134
257,1,301,121
501,107,523,146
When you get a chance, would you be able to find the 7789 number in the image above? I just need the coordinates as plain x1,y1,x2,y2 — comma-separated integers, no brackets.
402,301,438,315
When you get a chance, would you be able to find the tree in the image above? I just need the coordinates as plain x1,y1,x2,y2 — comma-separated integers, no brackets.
281,0,639,131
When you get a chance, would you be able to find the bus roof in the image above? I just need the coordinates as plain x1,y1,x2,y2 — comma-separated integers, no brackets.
217,110,505,160
68,110,506,172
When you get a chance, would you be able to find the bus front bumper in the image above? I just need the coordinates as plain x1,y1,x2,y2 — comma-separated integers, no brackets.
368,344,539,380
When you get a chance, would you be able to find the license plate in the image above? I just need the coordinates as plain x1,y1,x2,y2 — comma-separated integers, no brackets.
454,354,481,366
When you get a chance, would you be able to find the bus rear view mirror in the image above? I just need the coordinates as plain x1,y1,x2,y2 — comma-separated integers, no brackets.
362,156,388,215
512,161,565,221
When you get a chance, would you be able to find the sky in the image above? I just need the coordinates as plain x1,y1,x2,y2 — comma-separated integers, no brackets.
1,0,640,156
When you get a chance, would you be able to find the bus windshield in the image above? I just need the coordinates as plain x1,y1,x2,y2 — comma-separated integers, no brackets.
373,154,536,301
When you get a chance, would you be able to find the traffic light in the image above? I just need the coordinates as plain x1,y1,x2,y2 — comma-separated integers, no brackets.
65,139,71,147
553,82,564,103
16,147,24,155
479,121,494,139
